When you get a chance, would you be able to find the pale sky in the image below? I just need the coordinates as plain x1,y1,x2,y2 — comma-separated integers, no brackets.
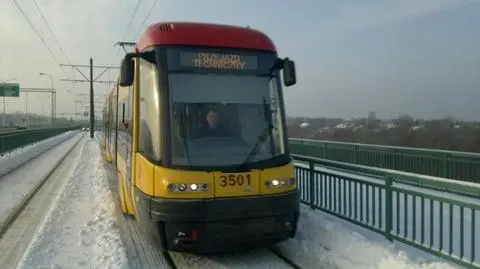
1,0,479,120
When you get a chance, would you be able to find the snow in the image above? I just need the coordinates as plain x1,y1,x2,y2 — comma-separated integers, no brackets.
0,131,76,160
0,130,78,177
294,161,479,268
16,137,129,269
0,132,82,231
277,205,461,269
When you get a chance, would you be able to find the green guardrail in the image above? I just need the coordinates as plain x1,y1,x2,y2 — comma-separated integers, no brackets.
0,125,82,155
289,138,480,184
292,153,480,269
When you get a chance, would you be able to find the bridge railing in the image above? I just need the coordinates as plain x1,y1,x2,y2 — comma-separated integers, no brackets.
289,138,480,184
293,153,480,269
0,125,82,155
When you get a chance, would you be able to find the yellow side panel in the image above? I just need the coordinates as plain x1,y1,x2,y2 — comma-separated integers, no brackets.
260,162,296,195
135,153,155,196
153,166,215,198
105,149,112,162
213,171,261,198
117,153,128,179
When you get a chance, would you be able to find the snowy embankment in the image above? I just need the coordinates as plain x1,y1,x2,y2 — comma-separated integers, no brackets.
0,130,78,177
17,138,129,269
0,132,83,231
277,205,461,269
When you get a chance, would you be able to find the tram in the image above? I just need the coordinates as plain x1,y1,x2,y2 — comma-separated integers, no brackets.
102,21,299,254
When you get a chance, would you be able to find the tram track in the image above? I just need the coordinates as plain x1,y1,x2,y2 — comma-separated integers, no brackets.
268,246,303,269
163,250,178,269
0,134,85,268
165,247,304,269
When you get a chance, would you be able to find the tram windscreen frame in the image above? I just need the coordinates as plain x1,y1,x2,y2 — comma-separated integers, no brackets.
166,46,289,170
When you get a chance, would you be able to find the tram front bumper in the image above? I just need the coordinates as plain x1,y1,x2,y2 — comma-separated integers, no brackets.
134,188,300,254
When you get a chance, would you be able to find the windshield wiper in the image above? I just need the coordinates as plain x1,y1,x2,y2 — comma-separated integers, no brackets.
179,113,191,165
238,97,273,169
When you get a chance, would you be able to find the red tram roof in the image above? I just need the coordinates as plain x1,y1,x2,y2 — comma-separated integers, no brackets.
136,22,276,52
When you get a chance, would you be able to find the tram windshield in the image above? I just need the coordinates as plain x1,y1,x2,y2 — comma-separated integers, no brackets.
168,69,287,169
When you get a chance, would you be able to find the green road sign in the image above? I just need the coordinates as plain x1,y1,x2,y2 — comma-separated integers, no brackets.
0,83,20,97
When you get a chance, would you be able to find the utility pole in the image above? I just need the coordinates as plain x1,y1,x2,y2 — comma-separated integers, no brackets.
60,58,118,138
90,58,94,138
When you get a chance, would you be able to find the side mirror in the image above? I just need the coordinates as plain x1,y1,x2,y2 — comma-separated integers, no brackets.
282,58,296,87
119,54,134,87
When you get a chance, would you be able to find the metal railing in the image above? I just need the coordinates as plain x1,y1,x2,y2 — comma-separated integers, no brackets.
293,153,480,269
0,125,82,155
289,138,480,183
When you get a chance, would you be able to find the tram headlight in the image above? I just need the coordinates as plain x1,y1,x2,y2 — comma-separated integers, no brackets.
265,178,295,188
167,183,209,192
189,183,198,191
178,184,187,192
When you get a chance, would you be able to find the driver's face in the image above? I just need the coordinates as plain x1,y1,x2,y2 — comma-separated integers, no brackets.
206,111,218,128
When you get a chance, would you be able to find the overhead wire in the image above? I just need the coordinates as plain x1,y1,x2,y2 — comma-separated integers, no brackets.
107,0,143,84
109,0,143,65
107,0,159,85
11,0,72,79
134,0,159,40
31,0,73,67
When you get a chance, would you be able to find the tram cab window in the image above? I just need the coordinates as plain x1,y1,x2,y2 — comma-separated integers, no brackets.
171,103,239,139
169,73,286,167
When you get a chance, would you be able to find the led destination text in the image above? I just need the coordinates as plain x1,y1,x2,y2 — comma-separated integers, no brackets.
192,53,246,70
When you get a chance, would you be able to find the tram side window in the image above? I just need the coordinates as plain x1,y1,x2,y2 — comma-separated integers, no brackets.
118,101,126,133
110,95,116,139
138,58,161,161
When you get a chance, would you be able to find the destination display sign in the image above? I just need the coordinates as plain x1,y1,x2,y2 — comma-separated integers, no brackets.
180,52,258,71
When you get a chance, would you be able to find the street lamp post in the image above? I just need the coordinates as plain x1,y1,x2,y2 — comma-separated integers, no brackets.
39,73,55,124
0,77,17,127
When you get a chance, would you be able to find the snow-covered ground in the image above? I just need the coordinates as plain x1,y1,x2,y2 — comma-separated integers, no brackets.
0,131,78,177
0,139,45,159
0,132,473,269
295,160,479,267
277,205,461,269
16,137,129,269
0,130,77,160
0,131,82,231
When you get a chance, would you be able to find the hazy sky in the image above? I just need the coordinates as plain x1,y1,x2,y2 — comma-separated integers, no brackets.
1,0,479,120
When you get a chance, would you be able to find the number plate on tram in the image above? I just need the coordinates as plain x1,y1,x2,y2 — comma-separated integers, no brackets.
219,174,251,187
214,172,260,197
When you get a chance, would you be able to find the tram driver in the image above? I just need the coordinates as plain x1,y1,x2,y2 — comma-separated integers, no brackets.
196,109,231,138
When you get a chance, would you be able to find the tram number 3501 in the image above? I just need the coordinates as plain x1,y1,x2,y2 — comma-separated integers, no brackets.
219,174,251,187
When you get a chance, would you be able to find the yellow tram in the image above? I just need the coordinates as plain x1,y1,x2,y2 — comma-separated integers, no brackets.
102,21,299,254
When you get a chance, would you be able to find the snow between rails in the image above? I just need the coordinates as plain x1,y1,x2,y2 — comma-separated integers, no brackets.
16,139,129,269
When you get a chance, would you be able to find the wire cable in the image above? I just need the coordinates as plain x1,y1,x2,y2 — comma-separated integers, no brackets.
31,0,73,67
12,0,72,79
109,0,143,67
134,0,159,40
